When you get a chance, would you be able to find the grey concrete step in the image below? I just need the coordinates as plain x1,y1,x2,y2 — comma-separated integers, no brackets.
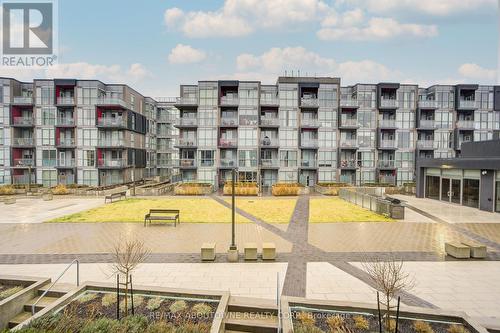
37,282,75,297
24,295,60,312
228,296,278,315
8,311,32,329
224,311,278,333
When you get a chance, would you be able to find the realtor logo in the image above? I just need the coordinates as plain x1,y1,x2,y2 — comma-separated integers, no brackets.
1,0,58,66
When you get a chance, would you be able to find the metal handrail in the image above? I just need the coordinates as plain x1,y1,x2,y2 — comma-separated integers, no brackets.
31,259,79,314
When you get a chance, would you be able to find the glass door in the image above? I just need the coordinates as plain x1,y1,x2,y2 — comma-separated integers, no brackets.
451,179,461,204
441,178,450,202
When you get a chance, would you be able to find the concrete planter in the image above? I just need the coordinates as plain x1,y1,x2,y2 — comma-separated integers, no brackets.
4,197,16,205
42,193,53,201
174,184,213,195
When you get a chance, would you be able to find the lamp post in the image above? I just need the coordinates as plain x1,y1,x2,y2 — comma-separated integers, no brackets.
227,168,238,262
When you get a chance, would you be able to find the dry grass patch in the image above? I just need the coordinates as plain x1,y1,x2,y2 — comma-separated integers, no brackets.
48,198,250,223
309,197,394,223
225,197,297,223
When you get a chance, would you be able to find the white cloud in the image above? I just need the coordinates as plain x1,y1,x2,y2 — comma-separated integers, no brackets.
0,62,151,84
458,63,496,81
235,46,401,84
168,44,206,64
318,17,438,41
342,0,496,16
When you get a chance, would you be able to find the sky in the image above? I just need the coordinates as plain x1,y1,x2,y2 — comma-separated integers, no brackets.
0,0,498,97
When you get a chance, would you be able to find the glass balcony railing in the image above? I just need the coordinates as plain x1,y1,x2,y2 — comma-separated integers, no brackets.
97,117,126,127
57,159,76,167
97,158,128,168
260,117,280,126
260,159,279,167
419,119,436,128
417,140,435,149
239,116,258,126
57,117,75,126
13,138,34,146
260,96,279,105
220,118,238,126
176,118,198,126
97,97,129,108
219,138,237,147
300,160,317,168
12,96,33,104
13,158,34,167
340,139,357,147
418,100,438,108
179,159,196,167
456,120,475,129
57,138,75,147
177,138,197,147
301,140,318,148
300,97,319,107
377,160,395,168
340,99,360,108
12,117,34,126
379,139,396,148
379,119,396,127
301,118,320,127
98,139,124,147
220,159,237,167
340,118,358,127
340,159,357,168
260,138,279,146
157,130,172,137
220,95,239,106
458,100,477,109
379,175,396,184
56,96,75,105
380,99,398,108
176,97,198,105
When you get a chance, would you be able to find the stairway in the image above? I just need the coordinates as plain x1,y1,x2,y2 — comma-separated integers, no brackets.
224,296,280,333
8,283,74,329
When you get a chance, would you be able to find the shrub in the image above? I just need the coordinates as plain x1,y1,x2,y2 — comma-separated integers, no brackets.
0,286,23,299
191,303,212,316
414,321,434,333
326,315,344,331
296,311,315,327
120,315,148,333
76,292,97,304
80,318,119,333
169,300,187,313
294,324,323,333
145,321,176,333
448,325,470,333
174,183,212,195
146,297,163,311
223,181,258,196
51,184,69,195
120,295,144,311
353,315,369,330
272,183,303,196
101,293,117,307
0,185,15,195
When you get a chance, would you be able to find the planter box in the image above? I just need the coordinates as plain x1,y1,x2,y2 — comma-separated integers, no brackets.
272,184,305,196
4,197,16,205
223,185,258,196
174,183,213,195
42,193,53,201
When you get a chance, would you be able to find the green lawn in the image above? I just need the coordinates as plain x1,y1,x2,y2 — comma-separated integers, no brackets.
48,198,251,223
309,197,395,223
225,197,298,223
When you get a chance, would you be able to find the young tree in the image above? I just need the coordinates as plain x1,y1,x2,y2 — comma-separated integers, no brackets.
110,237,150,316
362,257,415,332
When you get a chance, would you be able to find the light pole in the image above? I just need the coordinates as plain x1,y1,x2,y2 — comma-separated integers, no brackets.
227,168,238,261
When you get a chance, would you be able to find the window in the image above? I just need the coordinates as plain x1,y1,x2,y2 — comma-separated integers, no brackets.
396,131,413,149
318,129,336,148
199,85,216,106
77,107,95,126
239,84,258,107
76,87,98,105
279,84,298,108
318,170,336,182
198,107,217,126
279,170,297,182
318,85,337,107
435,131,452,149
42,150,56,167
463,178,480,208
0,148,7,166
82,170,98,186
318,108,336,127
36,86,54,105
197,169,216,185
40,107,55,125
280,150,297,167
357,151,374,168
397,170,414,186
0,128,3,145
279,128,298,147
238,128,257,146
360,171,375,184
395,152,414,169
358,111,375,128
358,130,375,148
280,109,298,127
82,150,95,167
435,111,452,129
239,107,258,126
198,128,217,147
396,111,414,129
130,94,135,111
78,128,98,146
42,170,57,187
238,150,257,167
318,151,336,167
474,131,492,142
474,111,491,130
40,128,54,146
199,150,214,167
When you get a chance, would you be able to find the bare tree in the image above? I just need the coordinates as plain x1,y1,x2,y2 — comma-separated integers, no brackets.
110,237,150,316
362,257,415,332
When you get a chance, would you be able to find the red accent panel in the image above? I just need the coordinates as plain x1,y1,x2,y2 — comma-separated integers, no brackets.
55,86,60,98
11,106,21,118
97,149,102,160
55,128,60,144
12,148,22,160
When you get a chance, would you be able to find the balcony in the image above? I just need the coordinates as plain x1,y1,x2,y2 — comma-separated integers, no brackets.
300,97,319,108
157,144,174,151
340,99,360,108
157,130,172,138
300,160,317,168
13,158,34,167
379,139,396,149
300,140,318,149
56,96,75,106
12,138,34,146
175,118,198,127
379,119,396,128
97,139,125,147
97,97,129,109
458,100,477,110
12,96,33,105
418,100,438,109
340,159,357,169
175,97,198,106
419,119,436,129
456,120,475,129
220,118,238,127
97,117,126,128
380,99,398,109
379,175,396,185
340,118,358,128
219,138,237,148
56,117,75,126
260,159,279,168
340,139,358,148
300,118,320,128
261,138,279,147
97,158,128,168
220,95,239,106
259,117,280,127
239,115,258,126
260,97,279,106
176,138,197,147
56,159,76,168
57,138,76,147
377,160,395,168
417,140,436,149
12,117,34,126
220,159,237,168
179,158,197,168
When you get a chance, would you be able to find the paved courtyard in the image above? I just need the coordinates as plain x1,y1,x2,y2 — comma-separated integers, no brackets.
1,194,500,324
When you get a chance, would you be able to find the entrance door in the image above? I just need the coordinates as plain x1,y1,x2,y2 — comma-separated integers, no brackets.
441,178,461,204
59,151,66,167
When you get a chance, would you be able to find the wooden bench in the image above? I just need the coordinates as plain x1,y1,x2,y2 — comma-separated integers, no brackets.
461,241,487,259
445,242,470,259
262,242,276,260
244,243,258,260
201,242,216,261
104,191,126,203
144,209,180,227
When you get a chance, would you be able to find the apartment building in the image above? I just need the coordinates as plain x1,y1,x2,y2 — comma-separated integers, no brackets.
0,77,178,187
174,78,500,188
